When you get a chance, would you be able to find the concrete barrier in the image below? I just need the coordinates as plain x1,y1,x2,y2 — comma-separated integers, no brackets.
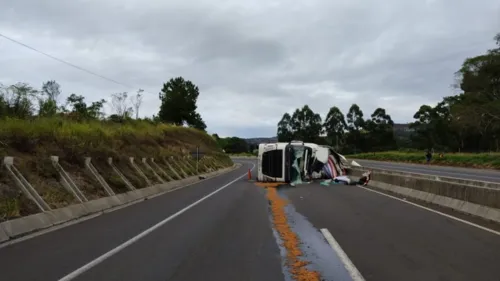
0,227,8,243
0,163,240,243
350,167,500,224
349,164,500,189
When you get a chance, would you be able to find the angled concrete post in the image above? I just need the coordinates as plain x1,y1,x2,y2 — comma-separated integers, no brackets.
3,156,51,212
150,158,173,181
50,156,87,203
198,158,209,173
141,158,165,183
84,157,115,196
129,157,152,186
163,157,183,180
108,158,136,190
208,156,220,170
183,156,196,171
178,157,195,176
203,157,215,171
170,157,189,178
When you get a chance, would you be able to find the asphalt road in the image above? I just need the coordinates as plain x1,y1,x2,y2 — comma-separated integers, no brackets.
0,160,284,281
1,159,500,281
353,159,500,182
282,183,500,281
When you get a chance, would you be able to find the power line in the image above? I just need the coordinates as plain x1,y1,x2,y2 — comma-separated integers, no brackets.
0,32,151,93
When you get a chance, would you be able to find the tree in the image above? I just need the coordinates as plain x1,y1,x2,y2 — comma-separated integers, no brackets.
346,104,364,131
277,113,294,142
323,106,347,149
345,104,365,153
42,80,61,104
189,112,207,131
365,108,395,151
65,94,106,120
0,82,38,119
38,80,60,117
409,105,437,149
216,136,249,153
131,89,144,119
289,105,323,142
158,77,206,130
110,92,133,119
408,32,500,152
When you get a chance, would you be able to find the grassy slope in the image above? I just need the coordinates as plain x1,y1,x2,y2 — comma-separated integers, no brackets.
347,151,500,169
0,117,233,221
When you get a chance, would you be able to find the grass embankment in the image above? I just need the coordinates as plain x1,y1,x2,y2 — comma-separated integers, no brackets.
0,118,233,222
348,151,500,169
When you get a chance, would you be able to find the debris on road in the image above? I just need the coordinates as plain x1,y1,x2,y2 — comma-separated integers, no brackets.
266,185,321,281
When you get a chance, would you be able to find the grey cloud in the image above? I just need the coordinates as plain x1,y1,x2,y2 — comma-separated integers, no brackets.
1,0,499,137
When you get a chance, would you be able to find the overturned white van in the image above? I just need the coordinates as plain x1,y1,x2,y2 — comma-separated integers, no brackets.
257,141,350,184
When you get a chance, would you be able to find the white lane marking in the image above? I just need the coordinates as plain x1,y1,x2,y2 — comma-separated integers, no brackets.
0,163,244,250
360,162,500,182
356,185,500,237
320,228,366,281
59,163,255,281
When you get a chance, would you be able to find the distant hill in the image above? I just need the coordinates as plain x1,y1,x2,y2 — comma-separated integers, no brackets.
244,136,278,145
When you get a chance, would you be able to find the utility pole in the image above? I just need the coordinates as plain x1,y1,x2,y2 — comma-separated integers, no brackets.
196,146,199,174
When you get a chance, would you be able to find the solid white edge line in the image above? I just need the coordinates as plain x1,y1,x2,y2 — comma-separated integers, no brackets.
320,228,366,281
356,185,500,237
0,164,244,250
58,163,255,281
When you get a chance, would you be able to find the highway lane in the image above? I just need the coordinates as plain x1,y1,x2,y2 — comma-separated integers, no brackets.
0,160,284,281
353,159,500,182
282,183,500,281
2,156,500,281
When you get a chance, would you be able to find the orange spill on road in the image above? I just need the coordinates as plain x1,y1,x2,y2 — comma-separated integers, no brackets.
265,186,321,281
254,182,284,188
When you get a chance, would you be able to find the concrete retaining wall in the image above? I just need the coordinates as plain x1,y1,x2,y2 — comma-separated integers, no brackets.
0,164,240,243
349,167,500,224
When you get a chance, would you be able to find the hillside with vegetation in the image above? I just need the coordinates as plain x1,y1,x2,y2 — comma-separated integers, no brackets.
0,77,232,221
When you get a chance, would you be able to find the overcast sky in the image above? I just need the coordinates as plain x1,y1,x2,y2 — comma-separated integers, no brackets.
1,0,499,138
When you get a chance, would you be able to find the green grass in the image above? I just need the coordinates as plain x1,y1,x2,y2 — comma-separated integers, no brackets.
0,117,233,220
347,151,500,169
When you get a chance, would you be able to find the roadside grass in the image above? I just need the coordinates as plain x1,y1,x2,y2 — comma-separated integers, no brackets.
347,151,500,169
0,117,232,221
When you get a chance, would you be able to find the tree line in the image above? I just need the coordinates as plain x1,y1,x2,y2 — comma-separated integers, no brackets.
277,32,500,154
277,104,395,154
0,76,208,130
